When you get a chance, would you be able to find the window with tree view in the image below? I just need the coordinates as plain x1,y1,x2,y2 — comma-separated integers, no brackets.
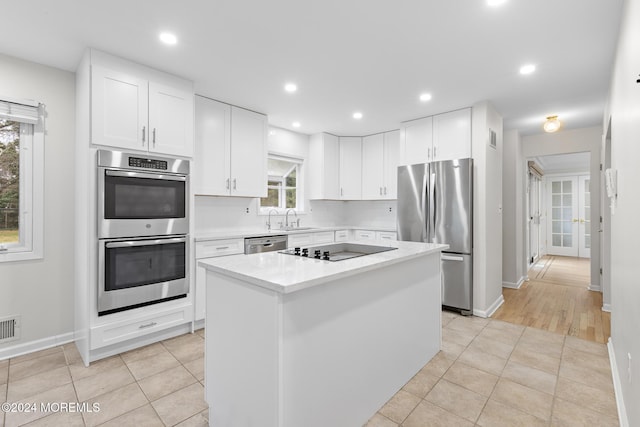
0,119,20,245
260,156,302,210
0,99,43,262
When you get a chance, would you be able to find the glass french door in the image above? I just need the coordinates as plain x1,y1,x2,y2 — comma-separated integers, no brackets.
547,175,590,258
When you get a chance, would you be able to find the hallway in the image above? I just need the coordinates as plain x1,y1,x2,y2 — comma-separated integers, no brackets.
493,256,610,344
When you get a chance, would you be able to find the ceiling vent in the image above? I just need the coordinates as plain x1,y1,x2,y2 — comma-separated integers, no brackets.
0,315,21,343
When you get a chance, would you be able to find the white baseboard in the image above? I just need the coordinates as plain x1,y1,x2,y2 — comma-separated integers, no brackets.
607,338,629,427
602,303,612,312
502,276,526,289
0,332,74,361
588,283,602,292
473,294,505,318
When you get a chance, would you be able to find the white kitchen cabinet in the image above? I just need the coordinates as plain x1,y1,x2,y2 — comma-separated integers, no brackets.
354,230,397,241
287,231,335,248
400,108,471,165
376,231,397,241
194,96,267,197
309,133,340,199
195,238,244,322
334,229,350,242
432,108,471,161
339,137,362,200
362,130,400,199
400,116,432,165
354,230,376,240
91,57,194,157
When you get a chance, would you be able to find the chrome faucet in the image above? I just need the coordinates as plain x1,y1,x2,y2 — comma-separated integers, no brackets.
266,209,279,231
285,208,298,228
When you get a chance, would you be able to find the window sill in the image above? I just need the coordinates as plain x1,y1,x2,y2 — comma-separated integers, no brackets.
0,248,43,263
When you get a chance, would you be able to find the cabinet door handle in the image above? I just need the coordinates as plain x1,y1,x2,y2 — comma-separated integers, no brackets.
379,187,383,195
138,322,157,329
142,126,146,145
433,146,437,158
341,188,344,196
226,178,230,189
428,148,431,160
384,186,387,195
216,246,230,250
152,128,156,147
233,179,237,190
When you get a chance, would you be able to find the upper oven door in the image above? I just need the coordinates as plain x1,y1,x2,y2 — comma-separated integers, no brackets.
98,168,189,238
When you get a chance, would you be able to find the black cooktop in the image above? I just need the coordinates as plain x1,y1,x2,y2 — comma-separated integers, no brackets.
279,242,397,262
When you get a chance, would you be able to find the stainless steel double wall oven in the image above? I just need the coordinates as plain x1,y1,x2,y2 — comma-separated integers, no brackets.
97,150,190,316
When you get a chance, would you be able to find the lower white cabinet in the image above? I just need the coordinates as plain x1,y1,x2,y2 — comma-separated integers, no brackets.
334,229,350,242
288,231,335,248
90,304,192,350
195,238,244,322
354,230,397,241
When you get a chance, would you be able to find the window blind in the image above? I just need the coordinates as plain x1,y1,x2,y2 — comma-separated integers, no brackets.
0,98,40,124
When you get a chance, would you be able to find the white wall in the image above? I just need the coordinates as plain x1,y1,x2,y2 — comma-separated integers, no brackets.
472,101,504,317
521,127,602,290
607,0,640,424
502,129,526,287
0,54,76,353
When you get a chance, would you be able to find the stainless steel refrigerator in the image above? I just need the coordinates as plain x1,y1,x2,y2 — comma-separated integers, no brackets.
397,158,473,314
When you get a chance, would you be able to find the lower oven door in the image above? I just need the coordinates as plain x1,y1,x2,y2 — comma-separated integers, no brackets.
98,236,189,315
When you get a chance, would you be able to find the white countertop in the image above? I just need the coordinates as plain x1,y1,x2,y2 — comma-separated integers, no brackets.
194,226,396,241
198,240,448,294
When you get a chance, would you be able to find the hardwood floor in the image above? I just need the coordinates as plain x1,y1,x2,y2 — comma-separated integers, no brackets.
493,255,611,344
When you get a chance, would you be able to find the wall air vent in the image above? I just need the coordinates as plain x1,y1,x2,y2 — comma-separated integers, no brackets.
0,315,20,343
489,129,497,149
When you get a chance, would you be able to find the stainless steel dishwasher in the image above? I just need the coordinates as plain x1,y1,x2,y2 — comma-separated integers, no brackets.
244,235,288,254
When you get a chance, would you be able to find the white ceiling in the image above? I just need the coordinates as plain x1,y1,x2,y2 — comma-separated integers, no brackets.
534,152,591,174
0,0,623,137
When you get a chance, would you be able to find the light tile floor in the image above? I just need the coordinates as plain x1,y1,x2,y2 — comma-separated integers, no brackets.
366,311,619,427
0,314,619,426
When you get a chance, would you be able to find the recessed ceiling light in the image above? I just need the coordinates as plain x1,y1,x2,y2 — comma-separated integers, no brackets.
159,32,178,45
419,93,432,102
353,112,363,120
487,0,508,6
519,64,536,75
292,121,301,128
284,83,297,93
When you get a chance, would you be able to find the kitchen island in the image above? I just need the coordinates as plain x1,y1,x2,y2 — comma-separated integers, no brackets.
199,240,447,427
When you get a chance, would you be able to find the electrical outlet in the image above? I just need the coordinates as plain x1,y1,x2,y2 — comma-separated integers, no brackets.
628,353,632,384
246,207,250,214
388,207,392,212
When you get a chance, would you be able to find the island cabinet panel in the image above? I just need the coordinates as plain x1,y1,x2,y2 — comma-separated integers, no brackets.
204,251,442,427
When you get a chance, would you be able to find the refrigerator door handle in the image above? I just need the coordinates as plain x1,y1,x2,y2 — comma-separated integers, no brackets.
421,170,428,242
429,171,436,242
442,254,464,262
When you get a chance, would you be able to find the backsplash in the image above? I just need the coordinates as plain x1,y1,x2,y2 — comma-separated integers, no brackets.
194,197,397,234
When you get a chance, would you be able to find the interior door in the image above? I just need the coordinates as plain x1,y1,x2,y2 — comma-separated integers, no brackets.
528,173,541,264
578,175,591,258
548,177,579,257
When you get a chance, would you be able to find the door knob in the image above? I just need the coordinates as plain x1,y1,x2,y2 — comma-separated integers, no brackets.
572,218,579,223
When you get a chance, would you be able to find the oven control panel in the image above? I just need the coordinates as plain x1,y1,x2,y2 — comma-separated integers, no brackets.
128,157,168,170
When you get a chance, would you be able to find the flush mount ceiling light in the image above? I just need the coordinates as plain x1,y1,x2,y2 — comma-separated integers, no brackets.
159,32,178,45
292,121,301,128
419,93,432,102
284,83,297,93
519,64,536,75
353,112,363,120
543,115,561,133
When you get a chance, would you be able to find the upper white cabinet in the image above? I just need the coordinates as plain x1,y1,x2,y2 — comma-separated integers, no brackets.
90,51,194,157
432,108,472,161
400,108,471,165
339,137,362,200
401,116,433,165
362,130,400,199
194,95,267,197
308,133,340,199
